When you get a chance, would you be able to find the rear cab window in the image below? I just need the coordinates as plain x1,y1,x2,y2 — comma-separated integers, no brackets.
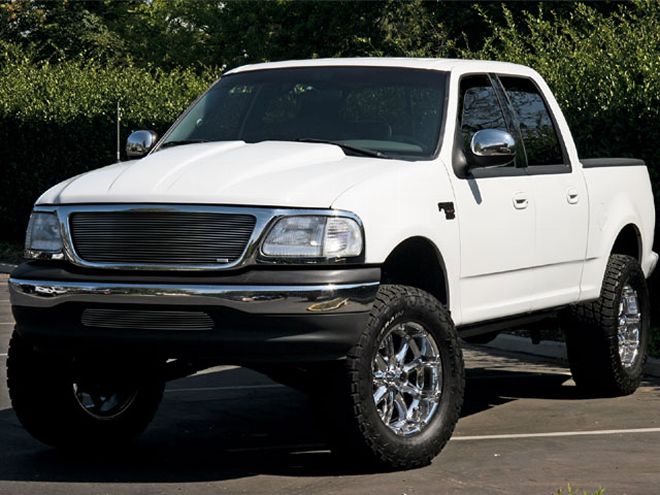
498,76,567,169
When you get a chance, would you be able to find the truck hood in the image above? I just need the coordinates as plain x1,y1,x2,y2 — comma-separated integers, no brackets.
38,141,406,208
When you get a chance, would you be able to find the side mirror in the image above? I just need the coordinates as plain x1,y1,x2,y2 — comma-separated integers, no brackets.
468,129,516,168
126,130,158,158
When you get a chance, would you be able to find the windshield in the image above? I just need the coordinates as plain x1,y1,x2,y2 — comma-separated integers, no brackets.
161,66,448,160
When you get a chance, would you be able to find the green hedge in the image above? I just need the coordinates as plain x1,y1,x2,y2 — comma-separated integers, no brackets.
0,53,218,239
1,1,659,240
469,1,660,201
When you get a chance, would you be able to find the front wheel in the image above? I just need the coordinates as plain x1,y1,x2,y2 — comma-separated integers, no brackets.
7,330,165,449
315,285,465,470
563,254,649,397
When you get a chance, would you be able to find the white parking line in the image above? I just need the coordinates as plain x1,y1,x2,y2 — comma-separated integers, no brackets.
0,353,6,358
452,427,660,441
224,428,660,453
165,384,284,394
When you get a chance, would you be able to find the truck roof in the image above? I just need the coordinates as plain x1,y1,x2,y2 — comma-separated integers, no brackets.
225,57,534,76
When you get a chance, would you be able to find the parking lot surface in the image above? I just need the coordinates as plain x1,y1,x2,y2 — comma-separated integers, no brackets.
1,274,660,494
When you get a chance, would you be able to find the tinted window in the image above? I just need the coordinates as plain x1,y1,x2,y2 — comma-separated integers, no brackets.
460,75,507,134
162,67,448,160
459,75,510,163
500,77,564,166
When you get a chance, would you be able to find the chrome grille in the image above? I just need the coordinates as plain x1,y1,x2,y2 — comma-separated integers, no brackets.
81,309,214,331
69,211,256,266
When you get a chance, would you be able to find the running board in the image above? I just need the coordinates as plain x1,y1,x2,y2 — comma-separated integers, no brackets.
457,309,560,339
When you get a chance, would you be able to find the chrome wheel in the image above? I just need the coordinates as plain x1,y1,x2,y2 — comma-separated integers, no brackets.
372,321,443,436
618,284,642,369
73,382,138,420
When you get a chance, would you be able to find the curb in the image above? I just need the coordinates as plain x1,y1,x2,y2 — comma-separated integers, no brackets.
0,263,16,275
483,333,660,379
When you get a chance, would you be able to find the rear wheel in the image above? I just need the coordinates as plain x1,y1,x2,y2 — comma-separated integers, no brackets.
563,254,649,396
7,330,165,449
315,285,464,470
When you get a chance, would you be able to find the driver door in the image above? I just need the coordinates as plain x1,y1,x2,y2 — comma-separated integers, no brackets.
450,74,536,324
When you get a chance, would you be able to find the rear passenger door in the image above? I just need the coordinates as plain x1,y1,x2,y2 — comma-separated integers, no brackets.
497,76,588,308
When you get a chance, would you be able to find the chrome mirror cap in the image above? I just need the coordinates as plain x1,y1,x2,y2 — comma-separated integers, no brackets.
470,129,516,157
467,129,516,169
126,130,158,158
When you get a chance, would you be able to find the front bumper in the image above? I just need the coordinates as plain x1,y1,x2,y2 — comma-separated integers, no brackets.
9,278,378,313
9,265,380,363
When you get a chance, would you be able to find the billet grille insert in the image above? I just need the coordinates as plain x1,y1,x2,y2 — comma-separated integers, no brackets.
69,211,256,266
81,308,214,331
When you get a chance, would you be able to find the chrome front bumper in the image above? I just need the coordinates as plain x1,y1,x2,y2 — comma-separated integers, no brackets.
8,278,379,315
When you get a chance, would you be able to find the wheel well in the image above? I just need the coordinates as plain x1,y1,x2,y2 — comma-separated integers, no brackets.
381,237,448,306
611,224,641,260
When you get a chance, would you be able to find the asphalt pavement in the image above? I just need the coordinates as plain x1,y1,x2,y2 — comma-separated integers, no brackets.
1,274,659,494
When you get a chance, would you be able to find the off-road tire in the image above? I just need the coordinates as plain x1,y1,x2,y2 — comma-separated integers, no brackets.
315,285,465,470
7,330,165,449
563,254,649,397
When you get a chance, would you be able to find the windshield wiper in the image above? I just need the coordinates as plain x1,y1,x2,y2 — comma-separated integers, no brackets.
160,139,211,149
292,138,389,159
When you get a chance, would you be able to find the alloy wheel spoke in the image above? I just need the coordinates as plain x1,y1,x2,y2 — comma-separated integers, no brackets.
373,372,386,387
393,392,409,419
383,390,396,424
406,398,421,421
384,335,396,363
408,336,422,359
421,389,442,401
372,320,443,437
402,357,424,373
373,385,388,404
374,353,388,372
400,381,423,398
395,336,410,365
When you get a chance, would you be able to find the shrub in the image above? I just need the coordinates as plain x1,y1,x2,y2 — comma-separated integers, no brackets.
0,47,219,239
467,1,660,201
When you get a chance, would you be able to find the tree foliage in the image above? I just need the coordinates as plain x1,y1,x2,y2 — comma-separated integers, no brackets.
0,0,454,69
0,48,218,238
0,0,658,240
470,0,660,198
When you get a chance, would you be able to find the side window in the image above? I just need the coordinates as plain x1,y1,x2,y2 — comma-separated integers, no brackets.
500,77,564,166
459,75,508,160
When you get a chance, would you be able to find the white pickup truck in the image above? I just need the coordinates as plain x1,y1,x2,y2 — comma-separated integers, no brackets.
8,58,657,469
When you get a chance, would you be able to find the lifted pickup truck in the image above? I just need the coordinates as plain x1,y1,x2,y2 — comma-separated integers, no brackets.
8,58,657,469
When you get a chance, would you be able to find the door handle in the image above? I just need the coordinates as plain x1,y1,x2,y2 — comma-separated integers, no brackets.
512,193,529,210
567,188,579,204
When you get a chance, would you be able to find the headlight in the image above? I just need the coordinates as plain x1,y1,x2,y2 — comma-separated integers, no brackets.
261,215,363,260
25,212,63,258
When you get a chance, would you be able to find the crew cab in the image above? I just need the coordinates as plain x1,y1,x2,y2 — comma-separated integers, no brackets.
7,58,657,469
